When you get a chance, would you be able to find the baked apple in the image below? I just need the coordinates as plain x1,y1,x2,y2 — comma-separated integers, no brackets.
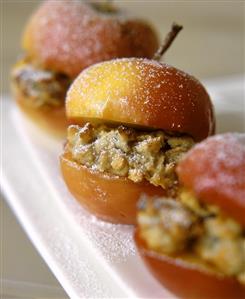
135,133,245,298
11,0,158,136
60,57,215,224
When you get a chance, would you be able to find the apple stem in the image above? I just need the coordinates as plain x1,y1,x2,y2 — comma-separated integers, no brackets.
89,0,116,13
153,23,183,61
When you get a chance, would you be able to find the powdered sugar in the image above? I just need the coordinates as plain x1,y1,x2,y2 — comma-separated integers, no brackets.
24,0,157,77
60,190,136,263
197,134,245,191
67,58,213,140
178,133,245,224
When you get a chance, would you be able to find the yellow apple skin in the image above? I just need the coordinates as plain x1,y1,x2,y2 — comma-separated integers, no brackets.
66,58,215,141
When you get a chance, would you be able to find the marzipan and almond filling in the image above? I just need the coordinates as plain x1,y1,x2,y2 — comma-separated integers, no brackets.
137,191,245,284
67,123,194,191
12,60,71,107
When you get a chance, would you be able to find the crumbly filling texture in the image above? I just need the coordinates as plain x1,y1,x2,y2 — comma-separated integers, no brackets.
67,123,194,191
138,191,245,284
12,60,71,107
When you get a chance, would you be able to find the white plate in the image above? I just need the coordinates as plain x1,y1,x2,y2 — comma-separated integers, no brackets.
1,75,245,298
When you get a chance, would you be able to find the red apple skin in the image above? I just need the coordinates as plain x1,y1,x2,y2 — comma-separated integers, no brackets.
23,0,159,78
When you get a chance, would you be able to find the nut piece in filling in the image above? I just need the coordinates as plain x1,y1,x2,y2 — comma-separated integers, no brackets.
11,0,158,135
67,123,194,192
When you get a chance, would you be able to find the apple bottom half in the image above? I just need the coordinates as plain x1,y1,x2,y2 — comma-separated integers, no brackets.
134,230,245,299
60,151,166,225
15,90,67,138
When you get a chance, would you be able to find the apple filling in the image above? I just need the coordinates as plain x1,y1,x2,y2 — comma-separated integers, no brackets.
67,123,194,192
137,191,245,284
12,60,71,108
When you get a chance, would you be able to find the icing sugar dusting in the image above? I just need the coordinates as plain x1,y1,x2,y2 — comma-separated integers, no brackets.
68,197,136,263
180,133,245,204
55,173,136,263
25,0,157,77
68,58,212,140
48,227,112,297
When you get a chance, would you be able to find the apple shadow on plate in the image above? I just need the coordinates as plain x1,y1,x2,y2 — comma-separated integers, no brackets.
216,111,245,134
